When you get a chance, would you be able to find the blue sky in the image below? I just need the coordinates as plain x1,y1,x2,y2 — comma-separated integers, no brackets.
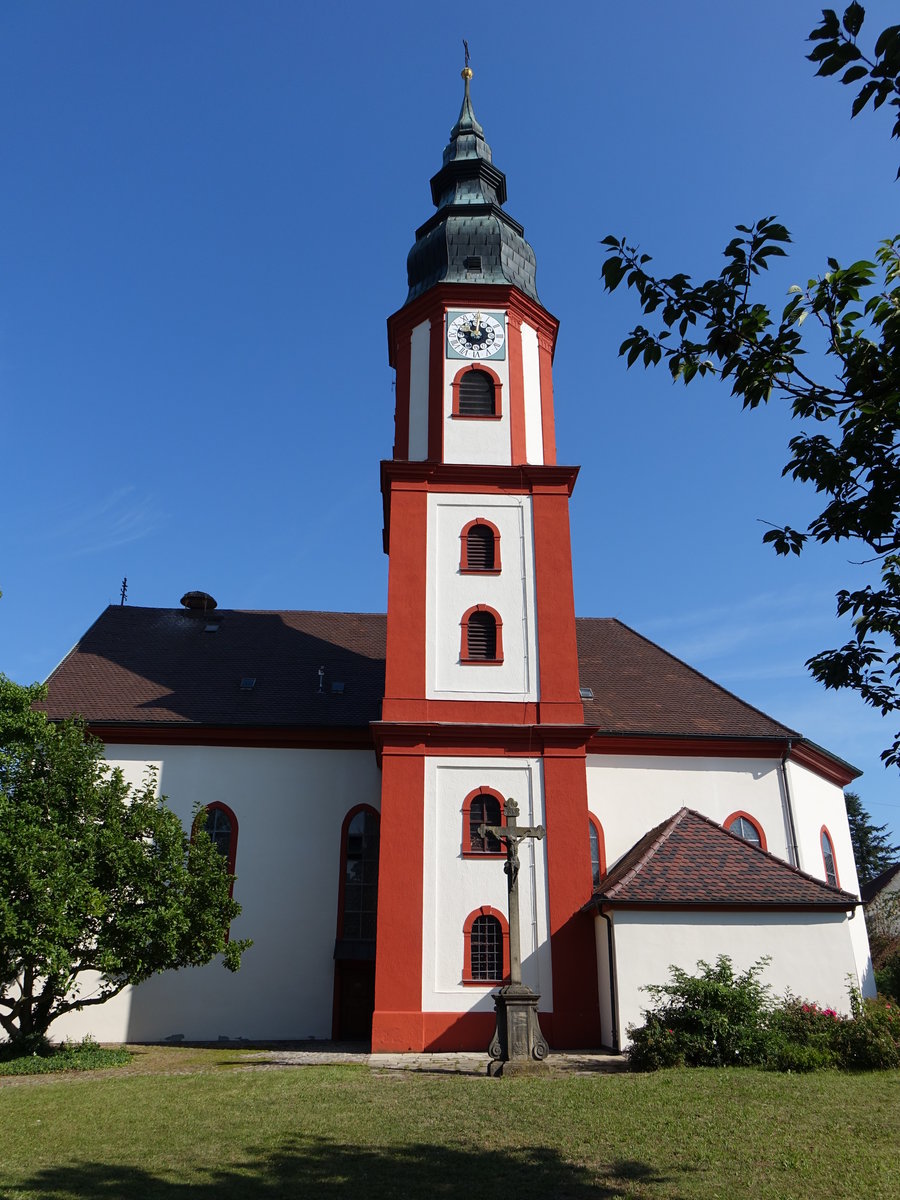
2,2,899,841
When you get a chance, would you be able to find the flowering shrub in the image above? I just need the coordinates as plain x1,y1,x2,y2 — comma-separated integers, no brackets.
627,956,772,1071
627,960,900,1072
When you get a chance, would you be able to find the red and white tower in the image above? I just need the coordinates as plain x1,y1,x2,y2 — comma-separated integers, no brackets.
372,69,601,1051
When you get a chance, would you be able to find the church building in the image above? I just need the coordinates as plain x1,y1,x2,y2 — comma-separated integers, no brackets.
42,70,873,1052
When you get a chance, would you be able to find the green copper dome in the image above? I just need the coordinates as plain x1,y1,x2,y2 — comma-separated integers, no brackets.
405,71,539,305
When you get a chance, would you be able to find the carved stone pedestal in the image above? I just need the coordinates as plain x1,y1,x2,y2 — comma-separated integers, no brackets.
486,984,550,1076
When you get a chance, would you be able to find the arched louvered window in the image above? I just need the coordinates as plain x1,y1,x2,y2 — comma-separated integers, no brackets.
451,365,502,418
461,606,503,663
466,790,504,854
458,370,495,415
467,524,494,570
725,811,767,851
462,907,510,983
460,519,501,574
821,827,839,888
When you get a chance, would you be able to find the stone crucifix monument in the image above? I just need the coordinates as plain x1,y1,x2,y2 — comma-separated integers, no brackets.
478,797,550,1075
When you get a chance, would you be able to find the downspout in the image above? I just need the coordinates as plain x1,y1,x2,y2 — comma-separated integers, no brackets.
597,909,620,1053
781,739,801,869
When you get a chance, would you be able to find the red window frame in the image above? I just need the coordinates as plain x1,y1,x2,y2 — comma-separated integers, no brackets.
460,604,504,664
450,363,503,420
462,787,507,859
192,801,239,941
588,813,606,887
193,801,239,882
459,518,502,575
724,810,767,852
462,906,510,985
820,825,840,888
335,804,381,943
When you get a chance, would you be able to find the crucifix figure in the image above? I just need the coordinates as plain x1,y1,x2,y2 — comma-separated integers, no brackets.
478,797,550,1073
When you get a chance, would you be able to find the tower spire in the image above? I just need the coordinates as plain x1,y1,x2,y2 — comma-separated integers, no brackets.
404,64,539,304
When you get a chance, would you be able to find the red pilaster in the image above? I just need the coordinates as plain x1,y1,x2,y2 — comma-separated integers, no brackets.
372,749,426,1050
537,331,557,465
507,315,527,464
543,748,602,1047
532,487,584,723
427,316,444,462
382,485,427,714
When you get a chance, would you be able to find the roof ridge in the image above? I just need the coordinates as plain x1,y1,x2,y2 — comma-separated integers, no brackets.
604,808,689,897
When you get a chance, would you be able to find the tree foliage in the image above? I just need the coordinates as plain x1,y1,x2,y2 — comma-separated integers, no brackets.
0,676,250,1049
602,6,900,766
844,790,900,883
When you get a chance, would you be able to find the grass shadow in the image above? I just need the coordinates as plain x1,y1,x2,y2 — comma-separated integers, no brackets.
14,1135,682,1199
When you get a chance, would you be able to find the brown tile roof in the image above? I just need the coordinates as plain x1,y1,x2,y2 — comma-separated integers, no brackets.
575,619,795,739
591,808,857,910
41,608,795,740
41,607,387,729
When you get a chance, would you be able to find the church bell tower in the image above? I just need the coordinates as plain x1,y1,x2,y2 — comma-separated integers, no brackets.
371,68,601,1052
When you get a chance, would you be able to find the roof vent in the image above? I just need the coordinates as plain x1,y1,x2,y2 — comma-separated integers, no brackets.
464,255,483,272
579,686,594,700
180,590,217,611
331,681,345,695
240,677,256,691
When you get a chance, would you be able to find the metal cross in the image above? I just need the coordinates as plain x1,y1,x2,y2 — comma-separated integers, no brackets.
478,798,545,987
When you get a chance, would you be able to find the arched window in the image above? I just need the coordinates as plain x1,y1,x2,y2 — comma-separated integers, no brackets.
338,806,380,943
196,802,238,879
460,519,501,573
821,826,839,888
451,364,503,419
462,906,510,984
462,788,506,857
460,605,503,664
725,811,767,852
588,815,606,887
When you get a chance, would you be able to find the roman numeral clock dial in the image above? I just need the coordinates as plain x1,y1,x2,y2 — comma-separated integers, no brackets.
447,310,506,360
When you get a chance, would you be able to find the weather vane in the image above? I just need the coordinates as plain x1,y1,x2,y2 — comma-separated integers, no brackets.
463,39,470,69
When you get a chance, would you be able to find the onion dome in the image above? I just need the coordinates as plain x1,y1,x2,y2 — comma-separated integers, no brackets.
405,68,539,304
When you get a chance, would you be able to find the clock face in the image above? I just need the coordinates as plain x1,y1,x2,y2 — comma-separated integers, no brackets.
447,310,506,360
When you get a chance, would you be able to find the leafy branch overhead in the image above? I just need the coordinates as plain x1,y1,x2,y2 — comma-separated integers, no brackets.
602,5,900,767
808,4,900,177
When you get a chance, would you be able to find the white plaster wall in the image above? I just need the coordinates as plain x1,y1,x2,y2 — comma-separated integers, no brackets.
443,310,511,466
521,322,543,465
586,754,792,868
426,492,539,701
48,743,382,1044
422,758,552,1013
609,910,861,1049
786,760,873,995
407,319,430,461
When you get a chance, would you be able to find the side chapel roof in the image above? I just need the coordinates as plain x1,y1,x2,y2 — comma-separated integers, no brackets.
588,807,858,910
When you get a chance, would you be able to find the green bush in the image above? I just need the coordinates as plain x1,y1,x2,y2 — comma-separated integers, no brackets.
627,956,772,1071
628,960,900,1073
0,1035,131,1076
874,950,900,1002
838,993,900,1070
765,997,842,1070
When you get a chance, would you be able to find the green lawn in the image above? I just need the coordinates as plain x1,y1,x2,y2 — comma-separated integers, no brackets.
1,1054,897,1199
